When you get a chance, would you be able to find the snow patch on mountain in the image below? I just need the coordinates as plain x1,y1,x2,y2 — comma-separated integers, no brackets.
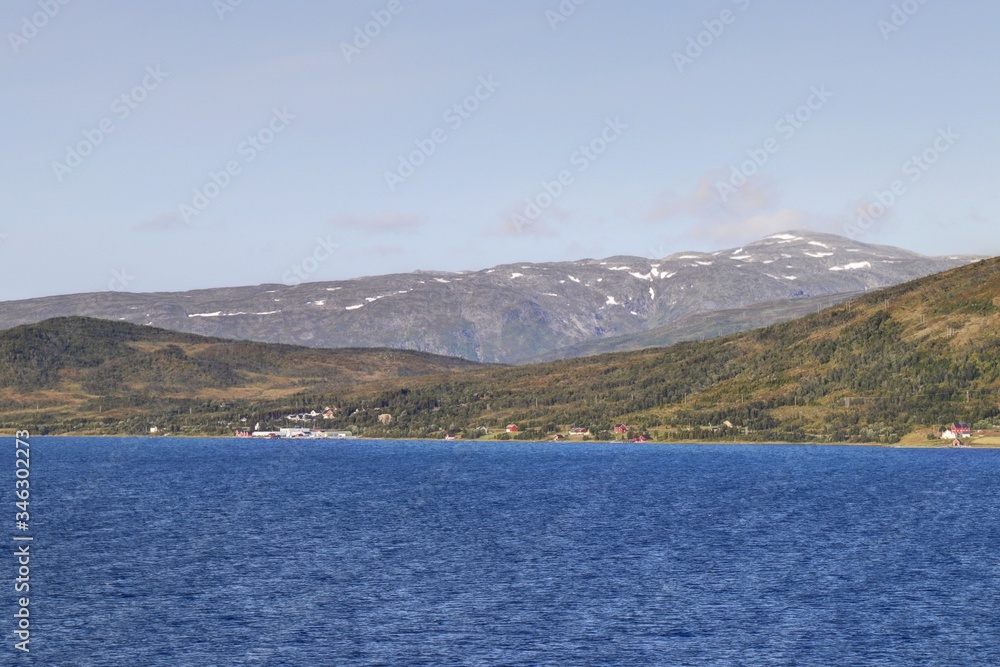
830,261,872,272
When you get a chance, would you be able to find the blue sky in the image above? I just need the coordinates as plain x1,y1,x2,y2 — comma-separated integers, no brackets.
3,0,998,300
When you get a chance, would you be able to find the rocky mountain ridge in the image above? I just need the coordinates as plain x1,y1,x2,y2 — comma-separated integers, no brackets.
0,231,980,363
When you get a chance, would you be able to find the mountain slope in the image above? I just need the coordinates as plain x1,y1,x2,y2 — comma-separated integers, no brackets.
528,290,866,361
0,232,978,364
0,317,482,416
311,256,1000,443
4,258,999,442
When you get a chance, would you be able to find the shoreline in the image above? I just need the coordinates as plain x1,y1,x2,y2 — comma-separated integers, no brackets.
9,433,1000,449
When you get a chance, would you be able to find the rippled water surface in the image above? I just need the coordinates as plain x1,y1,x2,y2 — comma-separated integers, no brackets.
16,438,1000,665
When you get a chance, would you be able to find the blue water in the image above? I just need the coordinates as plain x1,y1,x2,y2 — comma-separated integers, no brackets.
9,438,1000,665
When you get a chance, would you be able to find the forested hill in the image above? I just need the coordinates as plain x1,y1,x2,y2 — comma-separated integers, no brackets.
314,256,1000,444
4,257,1000,443
0,317,482,431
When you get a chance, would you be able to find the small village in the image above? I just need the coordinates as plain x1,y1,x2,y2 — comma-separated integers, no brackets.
219,406,995,446
222,405,657,441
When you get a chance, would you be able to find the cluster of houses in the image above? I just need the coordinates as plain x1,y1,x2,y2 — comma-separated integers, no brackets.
505,424,592,437
286,407,394,424
503,424,651,442
231,405,393,439
285,408,339,422
942,422,972,443
237,427,352,439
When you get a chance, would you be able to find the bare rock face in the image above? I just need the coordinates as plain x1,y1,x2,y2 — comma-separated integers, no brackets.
0,231,980,364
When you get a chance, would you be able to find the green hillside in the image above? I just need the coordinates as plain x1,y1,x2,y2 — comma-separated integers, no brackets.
313,257,1000,444
0,317,482,435
3,257,1000,443
527,291,865,361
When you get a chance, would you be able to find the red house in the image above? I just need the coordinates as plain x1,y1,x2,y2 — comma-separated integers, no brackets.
952,422,972,437
613,424,630,434
506,424,519,433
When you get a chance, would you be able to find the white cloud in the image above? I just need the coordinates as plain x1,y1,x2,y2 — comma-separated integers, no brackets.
131,211,186,231
330,211,425,231
488,203,572,237
645,169,845,245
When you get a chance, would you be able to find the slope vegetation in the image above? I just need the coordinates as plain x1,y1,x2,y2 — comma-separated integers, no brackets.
0,317,482,433
317,257,1000,443
3,257,999,442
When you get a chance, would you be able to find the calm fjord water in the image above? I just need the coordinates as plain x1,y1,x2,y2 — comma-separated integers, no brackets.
17,438,1000,666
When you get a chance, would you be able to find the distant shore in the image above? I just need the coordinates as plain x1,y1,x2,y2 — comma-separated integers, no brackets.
9,433,1000,449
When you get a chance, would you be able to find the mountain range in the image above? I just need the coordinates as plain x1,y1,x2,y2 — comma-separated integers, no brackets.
3,255,998,443
327,254,998,445
0,231,979,364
